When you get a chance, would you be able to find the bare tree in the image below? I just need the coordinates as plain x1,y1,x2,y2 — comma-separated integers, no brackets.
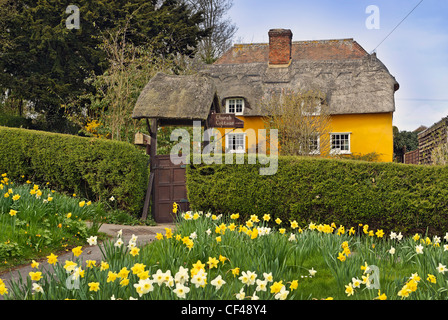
262,89,332,157
183,0,237,63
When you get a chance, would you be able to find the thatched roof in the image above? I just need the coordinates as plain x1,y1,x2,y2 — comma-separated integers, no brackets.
132,72,219,121
132,38,399,120
202,39,399,116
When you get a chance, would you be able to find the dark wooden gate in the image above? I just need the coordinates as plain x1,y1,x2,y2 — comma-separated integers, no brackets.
153,155,189,223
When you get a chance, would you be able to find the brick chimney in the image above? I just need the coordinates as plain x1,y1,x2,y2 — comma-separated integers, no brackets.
268,29,293,66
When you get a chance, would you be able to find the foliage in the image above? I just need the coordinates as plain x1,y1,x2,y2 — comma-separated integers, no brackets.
0,126,149,214
186,155,448,236
393,126,418,162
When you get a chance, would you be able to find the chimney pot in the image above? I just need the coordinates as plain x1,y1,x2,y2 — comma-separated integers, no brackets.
268,29,293,66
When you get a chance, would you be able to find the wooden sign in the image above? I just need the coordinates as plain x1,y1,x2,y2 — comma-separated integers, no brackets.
134,132,151,146
208,113,244,128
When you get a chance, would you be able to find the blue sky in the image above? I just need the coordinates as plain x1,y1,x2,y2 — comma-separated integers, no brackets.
227,0,448,131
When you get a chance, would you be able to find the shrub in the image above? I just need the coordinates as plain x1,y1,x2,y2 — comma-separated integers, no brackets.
186,156,448,236
0,126,149,214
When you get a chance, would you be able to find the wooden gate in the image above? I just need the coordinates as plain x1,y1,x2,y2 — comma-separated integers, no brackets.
153,155,189,223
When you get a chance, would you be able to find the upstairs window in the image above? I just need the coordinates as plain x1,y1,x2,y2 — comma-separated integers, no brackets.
226,98,244,115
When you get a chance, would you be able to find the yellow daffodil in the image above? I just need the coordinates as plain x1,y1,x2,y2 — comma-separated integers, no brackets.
427,274,436,284
47,253,58,265
88,282,100,292
345,283,354,296
130,247,140,256
207,257,219,269
72,246,83,257
376,290,387,300
29,271,42,281
270,281,284,294
289,280,298,291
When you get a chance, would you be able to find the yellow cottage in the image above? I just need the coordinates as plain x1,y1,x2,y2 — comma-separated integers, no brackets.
202,29,399,162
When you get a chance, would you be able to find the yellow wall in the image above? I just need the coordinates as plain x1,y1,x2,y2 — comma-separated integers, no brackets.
329,113,393,162
217,112,394,162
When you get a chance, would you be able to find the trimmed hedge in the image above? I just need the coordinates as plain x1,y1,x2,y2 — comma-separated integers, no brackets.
186,156,448,236
0,126,149,214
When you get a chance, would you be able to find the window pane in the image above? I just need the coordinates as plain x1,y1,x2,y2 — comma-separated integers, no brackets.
228,133,244,151
236,99,243,113
331,133,350,153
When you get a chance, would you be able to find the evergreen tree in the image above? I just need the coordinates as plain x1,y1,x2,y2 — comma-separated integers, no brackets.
0,0,209,131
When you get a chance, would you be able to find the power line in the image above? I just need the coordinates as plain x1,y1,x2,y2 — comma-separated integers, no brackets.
396,98,448,102
370,0,424,53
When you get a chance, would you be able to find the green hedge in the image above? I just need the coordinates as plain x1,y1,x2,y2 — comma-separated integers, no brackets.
186,156,448,236
0,126,149,214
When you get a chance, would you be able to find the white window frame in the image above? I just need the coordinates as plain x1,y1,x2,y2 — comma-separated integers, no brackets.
330,132,351,155
226,132,246,154
225,98,245,115
309,135,320,155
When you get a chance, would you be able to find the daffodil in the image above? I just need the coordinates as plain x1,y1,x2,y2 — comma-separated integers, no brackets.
231,267,240,277
130,247,140,256
0,284,7,296
100,261,109,271
437,263,447,274
256,279,268,292
72,246,83,257
64,260,77,273
345,283,355,296
211,275,226,290
375,229,384,238
173,282,190,298
88,282,100,292
274,286,289,300
29,271,42,281
32,283,43,294
86,260,96,268
236,287,245,300
9,209,17,216
376,290,387,300
47,253,58,265
289,280,298,291
427,274,437,283
270,281,283,294
107,271,118,282
415,244,424,254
